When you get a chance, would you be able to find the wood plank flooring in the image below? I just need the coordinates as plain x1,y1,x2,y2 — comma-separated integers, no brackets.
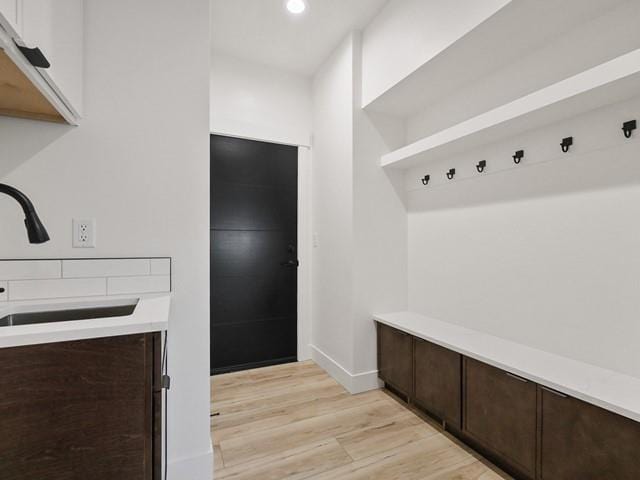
211,360,511,480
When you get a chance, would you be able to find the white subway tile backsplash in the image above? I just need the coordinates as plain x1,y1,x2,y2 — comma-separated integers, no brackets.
0,260,61,281
0,258,170,301
107,275,171,296
9,278,107,301
63,259,151,278
150,258,171,275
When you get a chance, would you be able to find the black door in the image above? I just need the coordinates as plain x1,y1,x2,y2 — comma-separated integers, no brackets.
210,135,298,375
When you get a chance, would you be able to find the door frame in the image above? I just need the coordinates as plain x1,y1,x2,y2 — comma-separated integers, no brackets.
210,131,312,362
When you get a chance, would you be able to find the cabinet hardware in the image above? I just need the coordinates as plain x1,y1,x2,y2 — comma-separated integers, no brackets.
505,372,528,383
0,287,4,293
476,160,486,173
280,259,300,267
541,386,567,398
14,42,51,69
622,120,637,138
512,150,524,164
421,174,430,185
446,168,456,180
560,136,573,153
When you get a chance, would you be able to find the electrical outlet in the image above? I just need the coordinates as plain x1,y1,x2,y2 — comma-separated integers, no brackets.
73,219,96,248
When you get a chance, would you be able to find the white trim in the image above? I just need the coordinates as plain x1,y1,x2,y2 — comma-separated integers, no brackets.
210,129,311,149
297,146,312,360
310,344,381,394
168,446,213,480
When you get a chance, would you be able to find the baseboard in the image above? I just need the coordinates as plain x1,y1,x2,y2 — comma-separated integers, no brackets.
168,446,213,480
309,344,382,394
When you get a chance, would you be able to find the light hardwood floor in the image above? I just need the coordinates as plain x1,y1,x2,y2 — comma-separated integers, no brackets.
211,360,511,480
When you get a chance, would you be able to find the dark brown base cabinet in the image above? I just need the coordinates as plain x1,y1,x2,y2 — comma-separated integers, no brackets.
539,387,640,480
463,358,537,479
0,333,162,480
414,337,461,428
377,322,412,397
375,321,640,480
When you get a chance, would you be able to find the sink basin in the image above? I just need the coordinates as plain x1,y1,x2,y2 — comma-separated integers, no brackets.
0,303,137,327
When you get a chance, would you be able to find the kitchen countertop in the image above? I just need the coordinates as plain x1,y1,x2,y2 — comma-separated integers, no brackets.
0,293,170,349
374,311,640,423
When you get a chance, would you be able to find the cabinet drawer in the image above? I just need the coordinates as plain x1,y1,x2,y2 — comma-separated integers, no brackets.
463,358,537,478
377,322,412,396
540,386,640,480
414,337,461,427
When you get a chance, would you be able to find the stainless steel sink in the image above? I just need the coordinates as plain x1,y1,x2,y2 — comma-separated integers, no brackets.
0,304,137,327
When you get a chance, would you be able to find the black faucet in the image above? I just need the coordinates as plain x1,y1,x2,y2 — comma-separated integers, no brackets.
0,183,50,244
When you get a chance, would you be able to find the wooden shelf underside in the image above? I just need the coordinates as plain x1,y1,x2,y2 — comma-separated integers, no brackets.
0,48,65,123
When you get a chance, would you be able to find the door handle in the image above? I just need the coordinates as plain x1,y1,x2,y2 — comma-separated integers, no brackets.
280,260,299,267
15,42,51,68
540,386,567,398
505,372,529,383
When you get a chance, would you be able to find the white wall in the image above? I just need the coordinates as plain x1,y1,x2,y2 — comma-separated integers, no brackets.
352,34,408,375
210,51,312,147
407,96,640,378
310,33,408,389
361,0,510,107
0,0,212,477
311,34,356,374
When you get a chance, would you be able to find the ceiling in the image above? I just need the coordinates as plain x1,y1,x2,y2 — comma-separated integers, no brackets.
211,0,388,76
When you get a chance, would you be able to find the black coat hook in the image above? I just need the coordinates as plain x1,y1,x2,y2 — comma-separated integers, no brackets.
476,160,486,173
560,137,573,153
421,174,430,185
446,168,456,180
622,120,636,138
512,150,524,164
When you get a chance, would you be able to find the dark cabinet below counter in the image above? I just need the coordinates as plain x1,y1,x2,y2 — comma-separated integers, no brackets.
414,337,461,428
0,333,162,480
539,386,640,480
463,357,537,479
377,322,412,397
375,320,640,480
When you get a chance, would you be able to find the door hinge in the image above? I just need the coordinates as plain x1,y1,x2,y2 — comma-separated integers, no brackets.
161,374,171,390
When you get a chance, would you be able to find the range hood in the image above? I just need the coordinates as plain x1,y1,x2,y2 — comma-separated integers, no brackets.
0,8,81,125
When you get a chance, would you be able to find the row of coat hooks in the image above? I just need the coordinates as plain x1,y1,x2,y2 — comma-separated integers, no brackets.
420,119,637,185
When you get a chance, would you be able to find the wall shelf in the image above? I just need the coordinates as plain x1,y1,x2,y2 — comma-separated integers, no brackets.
364,0,626,117
381,48,640,170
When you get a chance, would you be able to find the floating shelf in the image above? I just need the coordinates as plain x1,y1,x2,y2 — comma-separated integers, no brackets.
364,0,626,117
381,48,640,170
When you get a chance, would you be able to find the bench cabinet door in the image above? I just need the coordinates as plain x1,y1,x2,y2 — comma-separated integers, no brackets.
539,386,640,480
377,322,413,396
414,337,461,427
463,358,537,479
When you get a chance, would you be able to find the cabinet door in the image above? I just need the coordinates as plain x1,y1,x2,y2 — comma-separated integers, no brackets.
414,338,461,427
377,322,413,396
540,387,640,480
463,358,537,478
0,0,20,35
0,334,158,480
20,0,83,114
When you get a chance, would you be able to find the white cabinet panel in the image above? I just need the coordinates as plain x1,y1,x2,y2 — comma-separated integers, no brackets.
20,0,83,115
0,0,20,35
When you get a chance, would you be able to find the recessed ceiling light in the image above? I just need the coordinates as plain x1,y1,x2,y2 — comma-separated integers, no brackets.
286,0,306,15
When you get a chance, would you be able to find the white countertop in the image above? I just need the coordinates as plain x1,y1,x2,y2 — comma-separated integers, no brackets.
374,311,640,423
0,293,170,349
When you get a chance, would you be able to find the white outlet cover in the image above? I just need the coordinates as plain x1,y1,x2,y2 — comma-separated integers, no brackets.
73,219,96,248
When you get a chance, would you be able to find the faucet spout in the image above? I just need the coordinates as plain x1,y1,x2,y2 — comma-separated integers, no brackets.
0,183,50,244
